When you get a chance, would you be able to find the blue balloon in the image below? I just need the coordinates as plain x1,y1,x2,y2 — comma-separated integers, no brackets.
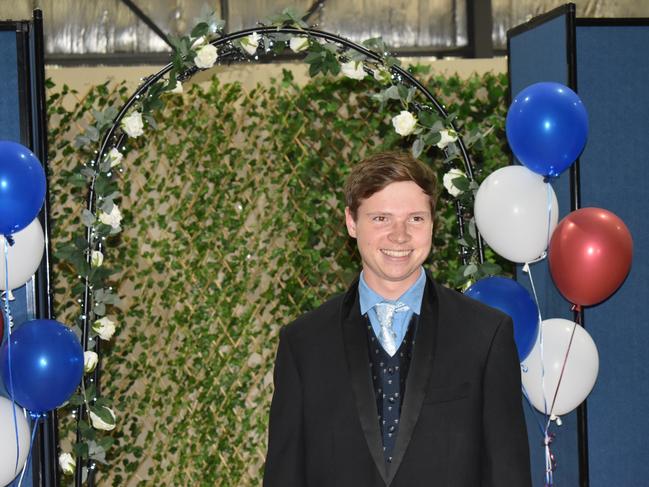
465,276,539,362
506,82,588,177
0,140,47,235
1,319,83,413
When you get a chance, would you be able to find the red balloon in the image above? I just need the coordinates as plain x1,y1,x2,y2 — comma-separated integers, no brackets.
549,208,633,306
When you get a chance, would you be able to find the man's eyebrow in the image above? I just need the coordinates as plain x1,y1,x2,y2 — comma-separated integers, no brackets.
364,211,431,216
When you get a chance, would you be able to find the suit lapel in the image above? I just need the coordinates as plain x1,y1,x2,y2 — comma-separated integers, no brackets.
340,281,389,484
386,273,439,485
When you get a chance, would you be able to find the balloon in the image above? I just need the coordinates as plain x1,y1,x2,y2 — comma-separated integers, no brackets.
0,396,31,485
474,166,558,263
521,318,599,416
0,219,45,291
1,320,83,413
0,141,47,235
506,82,588,177
549,208,633,306
465,276,539,362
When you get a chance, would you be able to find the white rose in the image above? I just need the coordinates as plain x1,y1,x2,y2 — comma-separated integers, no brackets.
84,351,98,373
391,111,417,136
436,129,458,149
59,452,75,475
93,317,116,341
89,407,116,431
98,205,122,229
106,147,123,167
341,61,366,80
241,32,261,55
91,250,104,268
443,168,466,197
194,44,218,69
289,36,309,53
170,81,183,94
121,111,144,138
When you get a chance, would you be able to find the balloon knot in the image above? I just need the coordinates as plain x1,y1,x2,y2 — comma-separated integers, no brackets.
571,304,582,313
3,235,15,246
543,433,555,446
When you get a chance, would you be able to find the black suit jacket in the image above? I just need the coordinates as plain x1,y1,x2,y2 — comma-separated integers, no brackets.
264,273,532,486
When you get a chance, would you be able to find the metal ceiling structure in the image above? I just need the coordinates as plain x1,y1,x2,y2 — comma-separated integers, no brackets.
0,1,648,66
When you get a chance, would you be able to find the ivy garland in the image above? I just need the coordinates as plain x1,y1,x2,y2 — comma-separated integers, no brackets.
53,7,501,482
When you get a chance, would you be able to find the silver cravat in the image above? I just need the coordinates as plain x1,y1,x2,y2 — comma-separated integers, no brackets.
374,301,408,356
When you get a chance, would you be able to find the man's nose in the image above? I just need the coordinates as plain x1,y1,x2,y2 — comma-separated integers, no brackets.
388,221,410,243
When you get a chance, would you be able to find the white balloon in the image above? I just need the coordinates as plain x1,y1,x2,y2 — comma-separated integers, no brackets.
0,219,45,291
0,396,32,486
521,318,599,417
474,166,559,263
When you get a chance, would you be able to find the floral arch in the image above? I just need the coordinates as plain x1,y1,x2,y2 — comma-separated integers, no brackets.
53,11,499,485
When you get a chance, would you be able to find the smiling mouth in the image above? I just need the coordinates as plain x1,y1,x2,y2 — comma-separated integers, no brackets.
381,249,413,257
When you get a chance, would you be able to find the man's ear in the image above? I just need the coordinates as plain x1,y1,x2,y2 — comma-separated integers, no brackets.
344,207,357,238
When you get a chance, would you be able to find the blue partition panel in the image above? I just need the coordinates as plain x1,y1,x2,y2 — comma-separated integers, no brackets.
0,26,36,487
508,12,580,487
0,30,20,140
576,23,649,486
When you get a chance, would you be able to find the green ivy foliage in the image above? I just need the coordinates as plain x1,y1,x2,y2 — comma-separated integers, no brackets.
48,67,509,485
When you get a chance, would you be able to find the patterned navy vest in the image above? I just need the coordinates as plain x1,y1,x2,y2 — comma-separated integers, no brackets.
365,315,418,464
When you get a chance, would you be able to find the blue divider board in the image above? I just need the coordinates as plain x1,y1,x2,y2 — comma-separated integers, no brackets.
0,27,36,487
508,12,580,487
576,22,649,487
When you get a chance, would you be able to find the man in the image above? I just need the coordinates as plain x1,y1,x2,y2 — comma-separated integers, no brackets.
264,152,531,486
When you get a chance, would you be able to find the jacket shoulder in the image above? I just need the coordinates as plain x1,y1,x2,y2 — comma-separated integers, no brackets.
434,282,511,327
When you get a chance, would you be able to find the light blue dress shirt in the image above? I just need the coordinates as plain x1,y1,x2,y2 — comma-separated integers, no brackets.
359,267,426,351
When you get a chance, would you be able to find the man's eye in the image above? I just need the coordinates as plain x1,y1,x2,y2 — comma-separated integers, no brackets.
411,216,424,222
373,216,387,222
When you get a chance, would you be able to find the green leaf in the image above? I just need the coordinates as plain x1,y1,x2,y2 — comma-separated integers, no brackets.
463,263,478,277
423,131,441,146
68,394,85,406
451,176,470,191
191,22,209,39
418,109,439,128
478,262,502,277
411,138,424,158
89,405,115,426
81,210,96,227
73,441,90,459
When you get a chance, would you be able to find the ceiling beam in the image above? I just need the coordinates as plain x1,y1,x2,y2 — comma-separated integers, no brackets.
120,0,173,48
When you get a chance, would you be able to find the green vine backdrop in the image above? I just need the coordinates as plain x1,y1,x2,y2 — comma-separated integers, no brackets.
48,67,509,485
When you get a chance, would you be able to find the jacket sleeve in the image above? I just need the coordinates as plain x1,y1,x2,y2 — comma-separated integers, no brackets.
263,327,306,487
481,315,533,487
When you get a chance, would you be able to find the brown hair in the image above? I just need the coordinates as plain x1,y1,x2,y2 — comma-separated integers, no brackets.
344,151,438,219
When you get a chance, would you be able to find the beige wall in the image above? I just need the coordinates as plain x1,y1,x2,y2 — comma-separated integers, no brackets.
45,57,507,97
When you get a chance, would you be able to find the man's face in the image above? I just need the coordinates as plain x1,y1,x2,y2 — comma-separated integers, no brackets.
345,181,433,299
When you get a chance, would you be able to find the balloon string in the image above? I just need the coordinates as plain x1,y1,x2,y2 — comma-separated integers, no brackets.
545,181,553,249
2,237,20,474
522,384,556,486
545,319,578,429
522,262,547,415
523,262,555,485
17,414,41,487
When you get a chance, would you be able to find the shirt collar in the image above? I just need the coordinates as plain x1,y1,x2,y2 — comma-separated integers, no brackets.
359,267,426,315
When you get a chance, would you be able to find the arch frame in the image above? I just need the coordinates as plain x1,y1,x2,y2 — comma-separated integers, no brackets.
71,24,485,486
